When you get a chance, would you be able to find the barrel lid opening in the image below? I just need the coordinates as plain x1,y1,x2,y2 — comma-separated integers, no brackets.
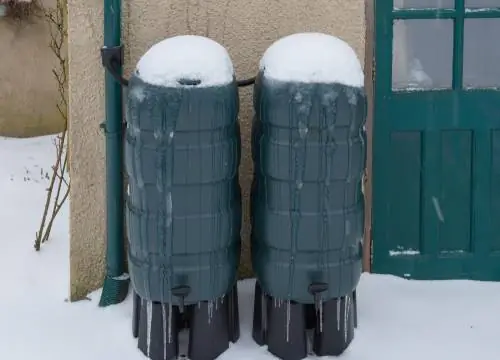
136,35,234,88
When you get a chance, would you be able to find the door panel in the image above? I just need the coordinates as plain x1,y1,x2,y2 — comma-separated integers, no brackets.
491,131,500,252
387,132,422,255
438,130,472,253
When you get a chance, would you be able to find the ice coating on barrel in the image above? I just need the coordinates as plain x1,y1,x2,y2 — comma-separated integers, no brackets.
252,32,366,303
125,35,241,305
251,33,366,357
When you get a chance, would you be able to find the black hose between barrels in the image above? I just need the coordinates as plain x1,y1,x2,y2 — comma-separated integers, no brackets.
236,77,256,87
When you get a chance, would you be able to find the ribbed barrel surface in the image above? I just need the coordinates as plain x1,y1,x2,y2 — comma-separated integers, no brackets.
125,76,241,304
251,74,366,303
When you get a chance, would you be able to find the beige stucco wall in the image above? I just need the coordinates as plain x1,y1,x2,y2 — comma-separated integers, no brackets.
0,0,65,137
67,0,366,300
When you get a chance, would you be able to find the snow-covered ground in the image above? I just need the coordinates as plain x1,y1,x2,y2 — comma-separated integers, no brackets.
1,135,499,360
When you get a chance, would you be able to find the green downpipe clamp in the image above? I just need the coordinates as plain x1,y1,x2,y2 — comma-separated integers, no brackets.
99,0,129,307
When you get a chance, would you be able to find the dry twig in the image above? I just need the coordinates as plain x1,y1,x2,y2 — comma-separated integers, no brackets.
34,0,69,251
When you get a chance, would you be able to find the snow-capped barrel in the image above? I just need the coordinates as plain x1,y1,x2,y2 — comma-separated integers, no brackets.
125,35,241,360
251,33,366,360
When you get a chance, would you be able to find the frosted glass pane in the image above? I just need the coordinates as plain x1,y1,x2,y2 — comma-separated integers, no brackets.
394,0,454,8
465,0,500,8
392,20,454,90
463,19,500,88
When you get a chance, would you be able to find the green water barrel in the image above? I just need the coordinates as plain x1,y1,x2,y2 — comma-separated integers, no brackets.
251,33,367,360
125,36,241,306
252,76,366,302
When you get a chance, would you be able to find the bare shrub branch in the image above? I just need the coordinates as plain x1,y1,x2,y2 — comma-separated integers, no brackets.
34,0,69,251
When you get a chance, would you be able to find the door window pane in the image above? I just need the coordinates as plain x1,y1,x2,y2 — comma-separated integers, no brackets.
463,19,500,88
465,0,500,8
394,0,454,8
392,20,454,90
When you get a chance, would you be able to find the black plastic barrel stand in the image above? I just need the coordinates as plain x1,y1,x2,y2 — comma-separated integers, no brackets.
313,293,356,356
252,281,307,360
252,280,267,346
267,298,307,360
227,283,240,342
137,300,179,360
252,281,357,360
133,284,240,360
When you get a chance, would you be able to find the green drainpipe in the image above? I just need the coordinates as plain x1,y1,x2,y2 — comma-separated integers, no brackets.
99,0,129,307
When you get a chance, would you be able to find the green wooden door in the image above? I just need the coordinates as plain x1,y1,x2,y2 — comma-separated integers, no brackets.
372,0,500,280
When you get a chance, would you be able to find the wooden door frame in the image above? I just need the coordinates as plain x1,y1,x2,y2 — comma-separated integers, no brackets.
363,0,374,272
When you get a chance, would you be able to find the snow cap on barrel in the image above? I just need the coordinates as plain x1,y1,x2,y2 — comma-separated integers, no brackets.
260,32,364,87
136,35,234,88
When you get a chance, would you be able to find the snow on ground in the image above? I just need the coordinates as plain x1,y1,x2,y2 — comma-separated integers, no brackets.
1,135,499,360
260,33,364,87
136,35,234,88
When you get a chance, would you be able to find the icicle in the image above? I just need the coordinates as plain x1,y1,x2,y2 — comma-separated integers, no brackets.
207,300,214,324
167,303,173,344
336,299,341,330
131,85,146,102
286,300,291,342
146,301,153,357
319,299,324,333
207,301,211,324
261,294,267,330
345,87,358,105
161,304,167,360
298,103,311,116
345,220,351,236
294,91,303,103
298,121,308,139
344,295,350,342
322,89,339,107
153,127,162,140
166,192,173,227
